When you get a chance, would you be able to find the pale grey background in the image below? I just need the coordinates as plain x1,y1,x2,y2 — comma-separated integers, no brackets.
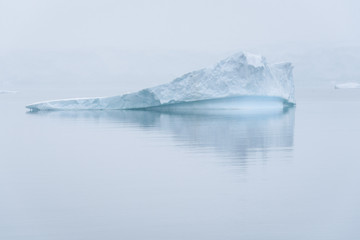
1,1,360,239
1,0,360,92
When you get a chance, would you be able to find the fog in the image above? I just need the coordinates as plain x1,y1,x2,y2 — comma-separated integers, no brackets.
2,2,360,239
1,0,360,90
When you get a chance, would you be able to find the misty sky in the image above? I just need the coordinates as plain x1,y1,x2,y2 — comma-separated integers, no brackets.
1,0,359,52
1,0,360,90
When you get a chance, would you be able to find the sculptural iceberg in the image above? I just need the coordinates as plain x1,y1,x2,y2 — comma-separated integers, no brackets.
26,52,295,111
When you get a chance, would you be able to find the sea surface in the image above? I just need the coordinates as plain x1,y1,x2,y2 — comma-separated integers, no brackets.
1,87,360,240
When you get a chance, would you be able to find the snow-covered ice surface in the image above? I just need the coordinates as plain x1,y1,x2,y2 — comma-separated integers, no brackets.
334,82,360,89
26,52,295,111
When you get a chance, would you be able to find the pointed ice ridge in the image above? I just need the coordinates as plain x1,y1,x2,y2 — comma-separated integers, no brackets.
26,52,295,111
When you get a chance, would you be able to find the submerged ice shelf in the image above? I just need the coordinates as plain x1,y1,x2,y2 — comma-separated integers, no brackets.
26,52,295,111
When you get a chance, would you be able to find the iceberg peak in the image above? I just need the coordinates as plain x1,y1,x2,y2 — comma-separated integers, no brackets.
225,52,265,68
26,52,295,111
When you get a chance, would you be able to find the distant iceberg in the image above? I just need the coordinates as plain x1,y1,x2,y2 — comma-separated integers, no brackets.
26,52,295,111
334,82,360,89
0,90,17,94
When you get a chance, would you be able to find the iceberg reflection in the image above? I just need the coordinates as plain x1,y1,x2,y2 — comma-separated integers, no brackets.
28,104,295,162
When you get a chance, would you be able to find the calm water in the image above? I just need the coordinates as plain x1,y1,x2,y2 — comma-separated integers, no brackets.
1,88,360,239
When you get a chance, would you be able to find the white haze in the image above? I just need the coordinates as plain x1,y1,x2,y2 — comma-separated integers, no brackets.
1,0,360,92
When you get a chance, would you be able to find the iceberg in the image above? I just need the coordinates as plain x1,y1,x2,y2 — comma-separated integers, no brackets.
334,82,360,89
0,90,17,94
26,52,295,111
